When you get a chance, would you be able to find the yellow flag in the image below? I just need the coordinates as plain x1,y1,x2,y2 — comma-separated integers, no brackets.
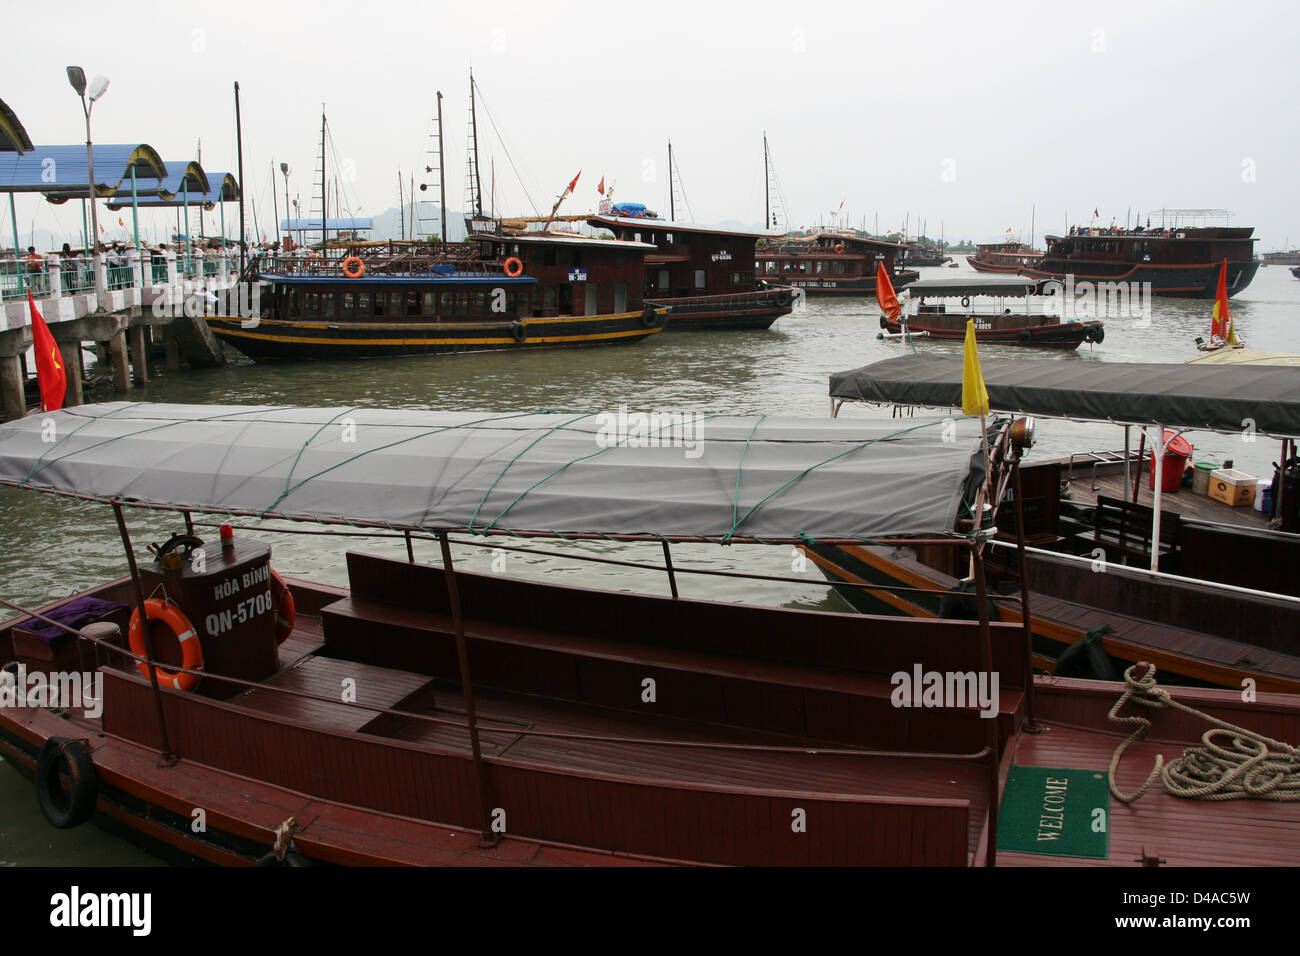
962,318,989,417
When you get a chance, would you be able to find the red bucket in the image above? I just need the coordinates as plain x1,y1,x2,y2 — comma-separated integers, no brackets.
1148,430,1193,492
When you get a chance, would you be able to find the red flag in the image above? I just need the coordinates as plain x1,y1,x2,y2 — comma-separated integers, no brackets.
875,261,901,320
1093,207,1099,218
1211,259,1235,344
597,176,605,195
28,291,66,412
118,217,125,227
565,170,581,197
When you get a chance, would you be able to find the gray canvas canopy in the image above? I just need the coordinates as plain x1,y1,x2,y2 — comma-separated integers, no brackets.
830,356,1300,438
905,276,1048,297
0,403,987,542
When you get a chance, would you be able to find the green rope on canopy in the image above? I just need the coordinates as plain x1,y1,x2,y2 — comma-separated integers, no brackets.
722,415,766,545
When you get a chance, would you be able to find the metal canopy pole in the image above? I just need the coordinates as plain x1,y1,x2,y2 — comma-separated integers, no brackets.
1011,458,1038,730
1150,425,1165,572
971,536,999,868
112,501,176,764
1123,425,1131,494
438,532,496,845
661,540,679,598
129,167,140,254
8,194,24,295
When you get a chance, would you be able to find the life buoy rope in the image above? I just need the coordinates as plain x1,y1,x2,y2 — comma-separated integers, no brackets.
128,598,203,692
270,569,296,644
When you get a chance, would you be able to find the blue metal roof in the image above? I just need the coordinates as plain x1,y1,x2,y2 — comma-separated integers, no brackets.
104,171,239,209
0,98,34,154
0,143,166,194
282,217,373,231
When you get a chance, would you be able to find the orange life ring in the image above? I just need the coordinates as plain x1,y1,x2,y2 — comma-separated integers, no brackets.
270,569,296,645
834,243,845,254
128,598,203,692
342,256,365,278
503,256,524,278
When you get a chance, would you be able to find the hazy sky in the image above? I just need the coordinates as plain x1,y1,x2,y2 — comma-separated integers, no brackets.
5,0,1298,248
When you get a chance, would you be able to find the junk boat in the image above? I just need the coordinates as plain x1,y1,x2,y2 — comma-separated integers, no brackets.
1,402,1298,867
585,203,794,331
754,232,919,297
821,355,1300,694
206,229,669,360
966,241,1044,274
881,276,1105,349
1019,215,1260,298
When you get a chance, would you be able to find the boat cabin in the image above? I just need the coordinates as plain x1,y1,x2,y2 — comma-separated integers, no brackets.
755,232,907,282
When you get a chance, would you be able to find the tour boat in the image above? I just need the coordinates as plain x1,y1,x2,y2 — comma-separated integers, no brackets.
1,402,1297,866
880,277,1104,349
822,355,1300,692
966,241,1044,274
586,207,794,331
754,232,919,297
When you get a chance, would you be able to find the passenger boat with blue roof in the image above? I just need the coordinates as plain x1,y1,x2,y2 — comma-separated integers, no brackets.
206,226,668,361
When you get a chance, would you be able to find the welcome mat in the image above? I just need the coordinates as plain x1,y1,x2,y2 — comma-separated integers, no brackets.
997,765,1110,859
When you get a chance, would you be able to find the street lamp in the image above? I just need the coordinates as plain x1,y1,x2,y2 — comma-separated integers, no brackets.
67,66,109,255
280,163,290,248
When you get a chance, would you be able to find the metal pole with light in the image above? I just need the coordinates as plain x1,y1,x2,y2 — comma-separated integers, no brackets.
67,66,109,252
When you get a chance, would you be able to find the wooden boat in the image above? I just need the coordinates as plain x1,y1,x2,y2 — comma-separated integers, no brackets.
881,277,1104,349
1020,220,1259,298
823,355,1300,693
754,232,919,297
206,229,669,360
586,207,793,331
966,241,1044,274
903,245,951,268
1,403,1298,867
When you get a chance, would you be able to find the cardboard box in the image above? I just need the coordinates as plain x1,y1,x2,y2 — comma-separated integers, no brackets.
1209,468,1257,508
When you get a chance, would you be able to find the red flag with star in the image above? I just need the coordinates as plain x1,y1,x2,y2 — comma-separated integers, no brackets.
28,291,66,412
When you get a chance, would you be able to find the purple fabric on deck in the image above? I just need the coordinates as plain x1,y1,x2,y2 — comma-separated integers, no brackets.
21,596,129,650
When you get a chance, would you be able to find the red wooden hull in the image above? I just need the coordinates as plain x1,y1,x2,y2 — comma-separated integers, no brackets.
883,317,1103,349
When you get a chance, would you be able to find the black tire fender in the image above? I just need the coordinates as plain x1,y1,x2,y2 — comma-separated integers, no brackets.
512,321,526,344
1017,330,1032,345
34,737,98,829
641,306,659,328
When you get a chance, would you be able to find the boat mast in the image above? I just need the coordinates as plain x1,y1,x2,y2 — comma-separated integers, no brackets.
234,81,246,272
320,108,328,253
668,140,675,222
271,160,280,246
1030,204,1035,250
763,132,769,229
437,90,447,243
397,170,404,240
470,69,483,217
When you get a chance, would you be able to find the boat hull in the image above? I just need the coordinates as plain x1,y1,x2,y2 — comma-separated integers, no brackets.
645,288,793,331
882,316,1102,349
205,309,667,360
1020,259,1260,298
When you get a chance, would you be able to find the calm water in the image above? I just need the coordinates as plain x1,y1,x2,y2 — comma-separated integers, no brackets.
2,261,1297,864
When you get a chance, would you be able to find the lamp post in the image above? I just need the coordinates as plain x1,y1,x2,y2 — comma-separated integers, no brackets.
66,66,109,254
280,163,292,252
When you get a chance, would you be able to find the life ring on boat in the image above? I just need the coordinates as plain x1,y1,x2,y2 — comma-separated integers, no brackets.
960,295,971,308
34,737,98,829
270,569,295,644
128,598,203,692
503,256,524,278
1017,330,1032,345
341,256,365,279
834,243,845,254
512,321,527,343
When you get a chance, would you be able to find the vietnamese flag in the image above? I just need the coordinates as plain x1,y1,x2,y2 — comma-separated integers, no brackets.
597,176,605,195
875,260,901,320
565,170,581,197
1211,258,1236,345
28,291,66,412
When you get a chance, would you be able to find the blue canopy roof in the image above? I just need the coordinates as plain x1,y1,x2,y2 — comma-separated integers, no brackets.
282,218,373,231
0,98,33,154
104,171,239,209
0,143,166,194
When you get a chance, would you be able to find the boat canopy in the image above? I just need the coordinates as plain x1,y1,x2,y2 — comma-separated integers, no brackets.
830,355,1300,438
906,276,1049,297
0,403,987,542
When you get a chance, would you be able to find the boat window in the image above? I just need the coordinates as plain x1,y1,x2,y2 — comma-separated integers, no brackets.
766,261,778,274
665,233,673,244
456,291,470,316
356,292,370,315
341,292,355,318
322,293,335,318
472,291,486,314
634,233,642,243
556,249,570,267
406,290,419,316
694,269,707,290
831,261,846,274
584,283,597,315
613,282,627,313
422,291,436,313
304,292,319,316
815,260,826,274
287,288,299,316
374,292,387,317
542,287,557,315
